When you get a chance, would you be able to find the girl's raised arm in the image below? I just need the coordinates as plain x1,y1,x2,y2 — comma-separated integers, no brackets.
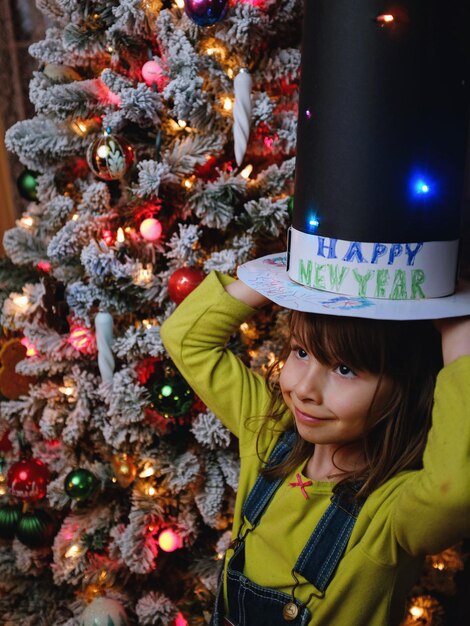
160,272,274,442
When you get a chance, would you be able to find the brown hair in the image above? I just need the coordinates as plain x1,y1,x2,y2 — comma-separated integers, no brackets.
260,312,443,499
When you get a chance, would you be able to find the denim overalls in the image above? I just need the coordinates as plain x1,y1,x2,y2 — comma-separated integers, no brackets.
211,431,365,626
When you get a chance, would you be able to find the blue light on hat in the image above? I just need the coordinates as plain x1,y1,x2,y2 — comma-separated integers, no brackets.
410,174,435,199
307,214,320,232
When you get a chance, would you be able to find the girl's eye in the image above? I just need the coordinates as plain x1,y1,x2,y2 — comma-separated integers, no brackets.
335,364,356,378
292,345,308,360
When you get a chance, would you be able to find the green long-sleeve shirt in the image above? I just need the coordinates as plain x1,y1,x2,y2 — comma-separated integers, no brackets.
161,271,470,626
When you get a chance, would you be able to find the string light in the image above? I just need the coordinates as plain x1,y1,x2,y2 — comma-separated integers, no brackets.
240,164,253,179
183,176,196,189
13,294,29,309
71,213,79,221
175,0,185,7
21,337,38,357
65,544,83,559
69,118,100,137
134,264,154,286
18,216,34,229
0,473,7,497
177,119,187,129
71,120,88,136
223,97,233,112
376,14,394,24
139,461,156,478
117,227,125,243
409,605,425,619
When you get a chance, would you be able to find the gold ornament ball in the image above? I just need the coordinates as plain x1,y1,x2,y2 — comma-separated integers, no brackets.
43,63,82,82
111,454,137,488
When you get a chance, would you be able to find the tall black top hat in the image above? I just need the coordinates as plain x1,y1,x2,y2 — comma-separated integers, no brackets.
239,0,470,319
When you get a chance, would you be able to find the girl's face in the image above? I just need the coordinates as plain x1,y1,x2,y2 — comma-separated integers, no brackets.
279,333,393,447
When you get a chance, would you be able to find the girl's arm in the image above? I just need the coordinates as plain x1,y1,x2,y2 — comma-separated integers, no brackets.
391,315,470,556
225,280,271,309
160,273,272,441
437,316,470,365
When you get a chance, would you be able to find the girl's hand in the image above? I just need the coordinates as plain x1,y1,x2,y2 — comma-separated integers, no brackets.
435,316,470,365
225,280,271,308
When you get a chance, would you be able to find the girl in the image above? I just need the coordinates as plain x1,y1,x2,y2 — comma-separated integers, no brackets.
160,270,470,626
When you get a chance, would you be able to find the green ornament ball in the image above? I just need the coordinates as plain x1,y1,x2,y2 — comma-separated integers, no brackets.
64,468,98,502
16,509,56,548
0,503,22,540
151,374,194,418
17,169,39,201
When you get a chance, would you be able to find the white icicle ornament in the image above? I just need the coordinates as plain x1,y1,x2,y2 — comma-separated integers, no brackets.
233,69,253,166
95,311,115,382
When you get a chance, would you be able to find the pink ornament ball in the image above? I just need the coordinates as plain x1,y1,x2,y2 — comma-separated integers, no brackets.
142,60,163,87
158,528,183,552
140,218,163,242
174,613,189,626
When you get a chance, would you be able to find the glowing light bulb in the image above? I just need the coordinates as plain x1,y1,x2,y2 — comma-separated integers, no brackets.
117,227,125,243
139,462,156,478
223,97,233,111
240,164,253,179
19,216,34,228
409,605,424,619
227,68,234,78
175,0,185,7
147,485,156,496
21,336,38,357
412,176,433,197
65,544,82,559
71,213,79,221
177,119,187,129
13,295,29,309
183,177,195,189
161,384,173,397
59,385,75,396
376,14,394,24
308,215,320,231
135,264,153,286
158,529,183,552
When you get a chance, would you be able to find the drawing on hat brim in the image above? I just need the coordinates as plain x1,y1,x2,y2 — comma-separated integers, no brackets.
237,252,470,321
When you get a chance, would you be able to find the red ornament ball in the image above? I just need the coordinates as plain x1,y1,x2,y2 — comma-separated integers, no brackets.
168,267,205,304
7,458,51,501
140,217,163,242
142,60,163,86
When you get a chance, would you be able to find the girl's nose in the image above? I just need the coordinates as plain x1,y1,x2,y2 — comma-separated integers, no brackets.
293,363,324,404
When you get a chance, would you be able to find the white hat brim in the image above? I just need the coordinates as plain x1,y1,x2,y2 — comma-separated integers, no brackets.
238,253,470,320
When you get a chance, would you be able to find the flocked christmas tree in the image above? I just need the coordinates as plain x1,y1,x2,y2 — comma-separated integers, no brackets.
0,1,301,624
0,1,467,625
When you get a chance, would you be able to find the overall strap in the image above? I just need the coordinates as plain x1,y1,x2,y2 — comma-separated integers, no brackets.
294,484,365,592
242,430,296,527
